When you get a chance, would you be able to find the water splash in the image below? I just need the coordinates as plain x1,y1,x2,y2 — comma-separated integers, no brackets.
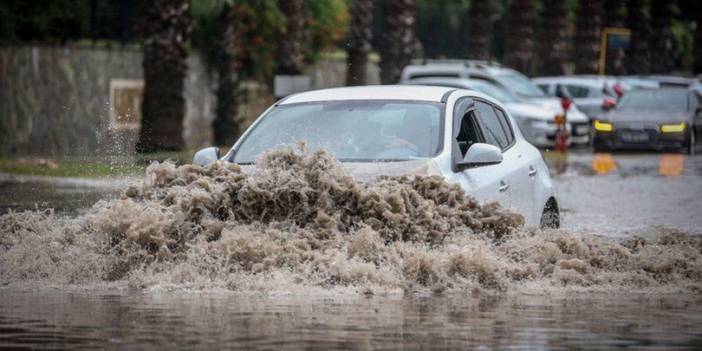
1,146,701,294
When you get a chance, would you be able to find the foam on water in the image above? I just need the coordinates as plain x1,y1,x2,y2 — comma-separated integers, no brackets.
1,147,701,294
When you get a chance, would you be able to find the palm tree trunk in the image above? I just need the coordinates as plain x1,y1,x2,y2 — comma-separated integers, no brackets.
603,0,626,75
537,0,567,75
213,4,243,147
649,0,676,74
503,0,534,74
277,0,306,75
465,0,495,60
573,0,602,74
136,0,192,153
694,3,702,74
346,0,374,86
626,0,651,74
380,0,416,84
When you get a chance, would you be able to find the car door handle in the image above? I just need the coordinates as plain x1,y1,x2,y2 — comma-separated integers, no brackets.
529,166,537,177
499,181,509,192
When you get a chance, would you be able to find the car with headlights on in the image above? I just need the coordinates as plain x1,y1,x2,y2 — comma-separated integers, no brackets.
592,88,700,154
402,77,591,148
193,86,560,228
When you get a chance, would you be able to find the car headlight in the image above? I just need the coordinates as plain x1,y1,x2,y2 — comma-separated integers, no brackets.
594,120,613,132
660,122,686,133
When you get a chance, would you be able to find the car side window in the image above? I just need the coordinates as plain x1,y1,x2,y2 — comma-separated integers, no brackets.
456,111,482,157
475,101,509,150
565,84,590,98
494,108,514,146
536,84,550,94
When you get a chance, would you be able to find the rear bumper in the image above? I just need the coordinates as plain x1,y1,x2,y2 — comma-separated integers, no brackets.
519,121,590,147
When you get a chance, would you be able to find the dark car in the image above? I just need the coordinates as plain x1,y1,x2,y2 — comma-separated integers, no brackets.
592,88,700,154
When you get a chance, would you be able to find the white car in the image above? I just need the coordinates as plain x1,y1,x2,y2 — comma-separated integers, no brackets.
193,86,560,228
403,77,591,147
532,76,621,120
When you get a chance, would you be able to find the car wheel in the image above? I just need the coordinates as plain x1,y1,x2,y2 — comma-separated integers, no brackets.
687,130,696,156
540,198,560,229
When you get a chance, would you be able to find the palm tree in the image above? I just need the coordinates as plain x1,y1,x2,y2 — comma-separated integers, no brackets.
136,0,192,153
346,0,373,86
694,3,702,74
573,0,602,74
626,0,651,74
465,0,495,60
380,0,416,84
537,0,567,75
603,0,626,75
213,3,243,147
277,0,306,75
503,0,534,74
649,0,676,73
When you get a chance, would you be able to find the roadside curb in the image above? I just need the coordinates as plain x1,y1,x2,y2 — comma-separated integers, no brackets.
0,172,135,189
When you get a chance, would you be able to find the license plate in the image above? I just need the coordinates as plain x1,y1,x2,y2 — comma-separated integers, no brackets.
620,131,650,143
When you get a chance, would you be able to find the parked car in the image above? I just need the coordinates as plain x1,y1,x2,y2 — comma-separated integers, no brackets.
193,85,560,228
399,61,578,114
638,75,699,88
532,76,621,120
592,88,700,155
402,77,591,147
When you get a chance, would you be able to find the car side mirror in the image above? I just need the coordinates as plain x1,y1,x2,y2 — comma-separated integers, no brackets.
455,143,503,170
193,147,220,167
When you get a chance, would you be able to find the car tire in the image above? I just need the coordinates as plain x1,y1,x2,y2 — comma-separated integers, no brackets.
540,199,560,229
687,130,696,156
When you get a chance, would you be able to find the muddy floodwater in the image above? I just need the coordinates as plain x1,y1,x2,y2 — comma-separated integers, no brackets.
1,290,701,350
1,150,701,350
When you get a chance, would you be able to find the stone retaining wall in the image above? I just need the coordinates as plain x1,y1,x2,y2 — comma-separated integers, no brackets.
0,46,379,157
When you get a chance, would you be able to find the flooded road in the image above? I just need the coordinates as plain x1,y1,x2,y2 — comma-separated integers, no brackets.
1,151,701,350
1,289,701,350
549,152,702,237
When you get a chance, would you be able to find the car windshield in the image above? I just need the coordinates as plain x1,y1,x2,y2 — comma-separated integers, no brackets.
494,73,546,97
616,89,689,112
232,100,443,163
468,83,518,103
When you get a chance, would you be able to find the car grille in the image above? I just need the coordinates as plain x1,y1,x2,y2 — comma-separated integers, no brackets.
615,128,659,144
570,122,590,136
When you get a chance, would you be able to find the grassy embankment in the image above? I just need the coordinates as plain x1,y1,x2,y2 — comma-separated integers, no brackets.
0,150,198,178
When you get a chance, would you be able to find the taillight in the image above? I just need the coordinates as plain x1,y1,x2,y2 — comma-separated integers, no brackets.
602,96,616,109
561,98,572,111
612,83,624,97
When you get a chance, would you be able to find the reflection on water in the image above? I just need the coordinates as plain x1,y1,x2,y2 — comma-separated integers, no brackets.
581,152,691,178
1,289,701,350
591,153,618,175
659,154,685,177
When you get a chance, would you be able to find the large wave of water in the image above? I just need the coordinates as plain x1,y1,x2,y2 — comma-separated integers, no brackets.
1,147,701,295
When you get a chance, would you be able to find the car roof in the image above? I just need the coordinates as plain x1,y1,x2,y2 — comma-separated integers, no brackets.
279,85,456,104
404,77,496,88
400,62,519,82
531,76,608,88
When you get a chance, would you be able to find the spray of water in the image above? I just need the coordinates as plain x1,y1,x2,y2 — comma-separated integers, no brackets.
1,146,701,294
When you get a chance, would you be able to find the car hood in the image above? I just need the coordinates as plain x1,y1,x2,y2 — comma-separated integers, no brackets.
239,159,442,182
603,109,689,125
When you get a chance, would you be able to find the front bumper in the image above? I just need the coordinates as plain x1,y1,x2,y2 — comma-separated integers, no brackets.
593,128,688,151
